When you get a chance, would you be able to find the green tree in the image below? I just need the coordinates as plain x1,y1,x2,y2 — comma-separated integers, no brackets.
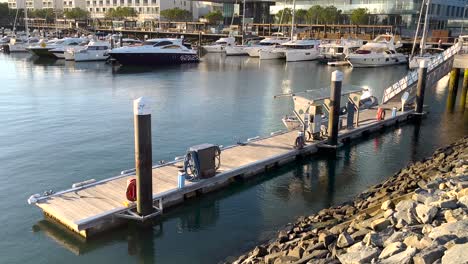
204,10,223,24
275,8,292,23
64,8,89,20
307,5,323,24
350,8,369,25
105,7,138,19
29,9,58,19
160,8,192,21
294,9,308,24
321,6,341,24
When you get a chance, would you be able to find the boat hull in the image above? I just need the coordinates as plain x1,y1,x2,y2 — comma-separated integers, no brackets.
51,50,65,59
7,44,28,53
259,50,285,60
225,46,248,56
109,52,199,65
27,47,56,58
202,45,225,53
75,51,110,62
347,54,407,68
286,50,319,62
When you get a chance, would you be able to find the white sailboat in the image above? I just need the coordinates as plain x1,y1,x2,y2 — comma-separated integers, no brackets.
408,0,443,69
8,5,32,52
225,0,251,56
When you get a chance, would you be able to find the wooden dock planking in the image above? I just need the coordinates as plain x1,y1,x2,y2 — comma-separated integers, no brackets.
34,103,415,238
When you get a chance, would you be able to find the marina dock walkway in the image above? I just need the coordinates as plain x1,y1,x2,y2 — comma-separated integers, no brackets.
34,100,406,238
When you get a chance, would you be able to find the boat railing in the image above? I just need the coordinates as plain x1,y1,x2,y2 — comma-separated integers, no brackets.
381,41,462,104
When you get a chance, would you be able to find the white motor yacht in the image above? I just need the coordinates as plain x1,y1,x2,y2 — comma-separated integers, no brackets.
259,39,321,61
109,38,199,66
70,41,111,62
202,37,235,53
318,39,363,63
285,39,321,62
27,38,86,58
63,41,89,60
346,34,407,67
225,38,263,56
52,39,90,59
247,34,290,57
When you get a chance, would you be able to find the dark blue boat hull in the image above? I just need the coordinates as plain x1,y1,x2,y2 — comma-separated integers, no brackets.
109,52,199,65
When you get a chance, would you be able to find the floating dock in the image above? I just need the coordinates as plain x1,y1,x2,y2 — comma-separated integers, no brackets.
32,99,411,238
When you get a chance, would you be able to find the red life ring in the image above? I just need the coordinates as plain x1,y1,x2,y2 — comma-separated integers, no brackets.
126,178,137,202
376,107,386,121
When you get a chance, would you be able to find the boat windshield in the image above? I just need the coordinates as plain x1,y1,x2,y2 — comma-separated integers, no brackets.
87,45,109,50
259,42,276,46
142,41,158,45
153,41,174,47
284,45,314,49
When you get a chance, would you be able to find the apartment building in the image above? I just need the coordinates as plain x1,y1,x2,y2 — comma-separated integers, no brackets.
63,0,86,10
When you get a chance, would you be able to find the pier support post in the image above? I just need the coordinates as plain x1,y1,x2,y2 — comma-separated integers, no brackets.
327,70,343,146
133,97,153,216
448,68,460,96
415,60,429,114
460,69,468,108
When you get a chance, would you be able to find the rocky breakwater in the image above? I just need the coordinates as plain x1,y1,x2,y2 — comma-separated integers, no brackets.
230,137,468,264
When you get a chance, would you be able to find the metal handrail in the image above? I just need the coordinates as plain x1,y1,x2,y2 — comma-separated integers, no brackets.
381,41,462,104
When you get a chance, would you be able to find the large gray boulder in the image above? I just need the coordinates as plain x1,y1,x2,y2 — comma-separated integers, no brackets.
429,219,468,240
413,246,446,264
380,247,418,264
415,204,438,224
379,242,406,259
337,242,380,264
394,200,418,225
441,243,468,264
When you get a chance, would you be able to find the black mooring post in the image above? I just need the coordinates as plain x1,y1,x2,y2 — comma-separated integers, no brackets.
415,60,428,114
327,70,343,146
133,97,153,216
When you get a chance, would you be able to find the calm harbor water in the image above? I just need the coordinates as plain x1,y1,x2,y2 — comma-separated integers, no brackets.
0,53,467,264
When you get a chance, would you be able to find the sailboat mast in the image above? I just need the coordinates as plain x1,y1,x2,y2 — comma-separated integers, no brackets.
290,0,296,40
55,0,59,37
242,0,246,44
24,0,29,38
410,0,426,59
420,0,431,56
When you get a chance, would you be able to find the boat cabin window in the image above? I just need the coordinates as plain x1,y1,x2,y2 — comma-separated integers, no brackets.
162,45,182,49
216,42,227,45
153,41,173,47
355,49,371,54
337,47,344,53
68,42,80,46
